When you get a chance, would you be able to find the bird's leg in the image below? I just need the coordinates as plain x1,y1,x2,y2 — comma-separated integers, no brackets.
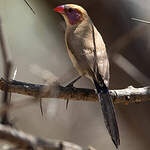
65,76,81,109
66,76,81,87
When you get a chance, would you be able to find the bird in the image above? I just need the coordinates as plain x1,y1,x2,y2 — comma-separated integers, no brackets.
54,4,120,148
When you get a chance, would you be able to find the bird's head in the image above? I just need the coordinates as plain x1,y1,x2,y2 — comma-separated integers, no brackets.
54,4,88,26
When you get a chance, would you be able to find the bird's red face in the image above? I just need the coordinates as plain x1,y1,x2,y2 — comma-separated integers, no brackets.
54,5,83,25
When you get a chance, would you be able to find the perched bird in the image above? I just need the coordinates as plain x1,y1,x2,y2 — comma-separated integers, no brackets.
54,4,120,148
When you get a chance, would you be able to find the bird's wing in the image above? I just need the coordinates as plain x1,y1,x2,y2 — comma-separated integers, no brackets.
65,23,109,84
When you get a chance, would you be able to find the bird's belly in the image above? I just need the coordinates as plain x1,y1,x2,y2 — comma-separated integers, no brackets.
67,49,88,76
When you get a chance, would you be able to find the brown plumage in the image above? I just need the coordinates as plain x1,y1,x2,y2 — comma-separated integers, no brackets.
54,4,120,148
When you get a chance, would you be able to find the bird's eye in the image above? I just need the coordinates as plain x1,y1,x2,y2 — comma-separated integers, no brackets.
68,8,73,13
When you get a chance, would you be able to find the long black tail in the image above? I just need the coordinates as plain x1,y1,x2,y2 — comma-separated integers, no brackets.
93,79,120,148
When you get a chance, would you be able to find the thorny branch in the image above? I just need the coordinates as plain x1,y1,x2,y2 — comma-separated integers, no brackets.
0,78,150,104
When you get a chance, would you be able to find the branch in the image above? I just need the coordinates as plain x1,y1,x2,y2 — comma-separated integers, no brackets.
131,18,150,24
0,123,89,150
0,78,150,104
0,18,13,125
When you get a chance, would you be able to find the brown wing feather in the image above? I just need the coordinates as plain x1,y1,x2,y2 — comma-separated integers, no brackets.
65,19,109,85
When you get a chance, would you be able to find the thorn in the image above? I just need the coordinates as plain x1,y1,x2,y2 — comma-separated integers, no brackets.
66,99,69,110
40,99,44,116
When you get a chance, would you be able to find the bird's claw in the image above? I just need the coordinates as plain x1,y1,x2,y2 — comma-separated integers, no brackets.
64,76,81,109
65,76,81,88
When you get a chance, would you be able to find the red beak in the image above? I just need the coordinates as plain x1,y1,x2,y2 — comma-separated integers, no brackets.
54,5,64,13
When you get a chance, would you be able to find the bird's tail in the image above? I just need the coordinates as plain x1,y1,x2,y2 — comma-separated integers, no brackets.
93,78,120,148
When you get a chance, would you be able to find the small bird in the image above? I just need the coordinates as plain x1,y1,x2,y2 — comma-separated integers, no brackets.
54,4,120,148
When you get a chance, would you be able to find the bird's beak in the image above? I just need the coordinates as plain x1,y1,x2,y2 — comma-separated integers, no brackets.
54,5,64,14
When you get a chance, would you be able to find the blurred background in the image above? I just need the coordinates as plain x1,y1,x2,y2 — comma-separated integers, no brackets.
0,0,150,149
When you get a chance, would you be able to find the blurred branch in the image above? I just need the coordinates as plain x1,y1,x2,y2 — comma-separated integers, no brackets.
0,123,87,150
0,78,150,104
0,18,13,126
109,24,147,54
131,18,150,24
113,54,150,85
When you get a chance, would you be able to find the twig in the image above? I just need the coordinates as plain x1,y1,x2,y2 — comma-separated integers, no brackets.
0,18,13,126
0,78,150,104
131,18,150,24
24,0,36,15
113,54,150,84
0,123,86,150
109,24,147,54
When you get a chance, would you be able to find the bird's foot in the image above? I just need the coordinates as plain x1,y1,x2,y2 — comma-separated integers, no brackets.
65,76,81,109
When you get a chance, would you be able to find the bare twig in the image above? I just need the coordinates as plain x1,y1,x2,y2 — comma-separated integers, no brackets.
131,18,150,24
24,0,36,15
0,18,13,126
0,123,87,150
113,54,150,84
0,78,150,104
109,24,147,54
